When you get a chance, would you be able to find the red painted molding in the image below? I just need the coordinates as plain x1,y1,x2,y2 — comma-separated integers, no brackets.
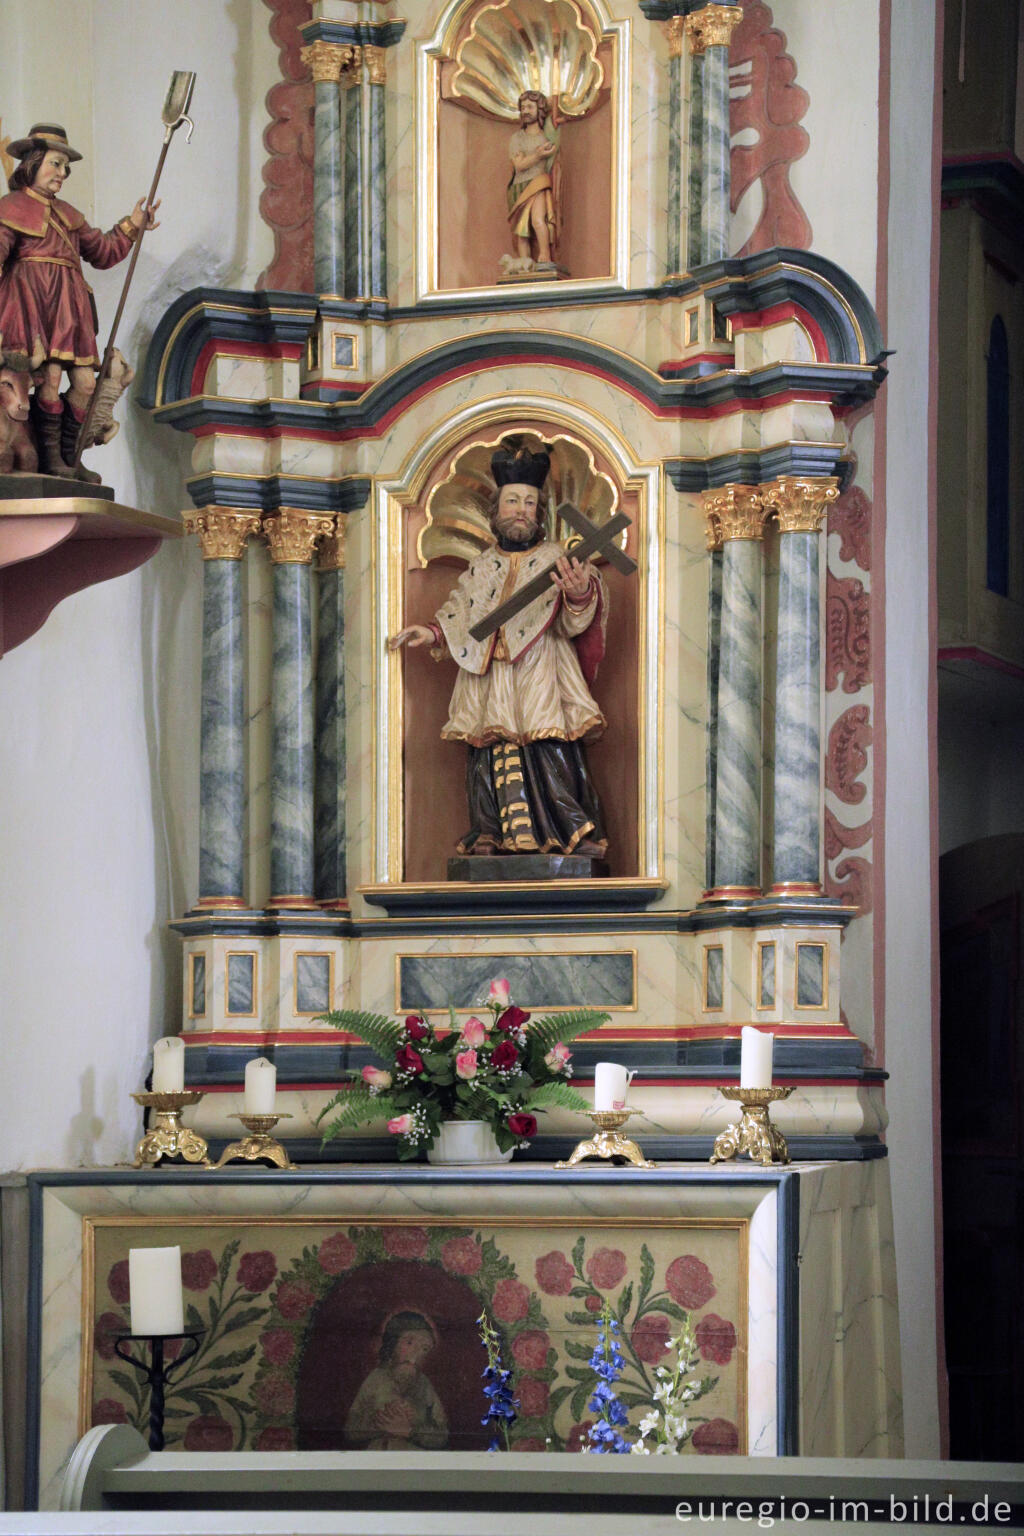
732,0,813,254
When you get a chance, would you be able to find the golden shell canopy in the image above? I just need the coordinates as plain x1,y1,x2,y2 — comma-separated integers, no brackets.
450,0,605,121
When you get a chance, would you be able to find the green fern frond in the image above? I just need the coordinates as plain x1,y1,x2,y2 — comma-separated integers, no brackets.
524,1080,591,1115
527,1008,609,1057
318,1087,402,1144
315,1008,404,1060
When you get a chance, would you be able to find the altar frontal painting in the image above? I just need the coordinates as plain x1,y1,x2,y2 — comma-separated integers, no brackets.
86,1218,747,1453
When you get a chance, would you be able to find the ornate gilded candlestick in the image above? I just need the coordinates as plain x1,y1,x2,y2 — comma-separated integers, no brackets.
114,1331,203,1450
555,1109,656,1169
709,1086,793,1166
132,1091,210,1168
211,1112,294,1170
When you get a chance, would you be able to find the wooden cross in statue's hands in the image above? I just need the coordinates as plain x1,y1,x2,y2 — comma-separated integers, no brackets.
468,501,637,642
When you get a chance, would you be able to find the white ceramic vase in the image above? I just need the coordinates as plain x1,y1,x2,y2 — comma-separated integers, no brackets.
425,1119,515,1165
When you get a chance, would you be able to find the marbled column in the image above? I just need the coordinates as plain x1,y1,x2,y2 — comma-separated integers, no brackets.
665,18,684,277
763,478,840,895
315,519,347,906
686,33,705,272
343,51,366,300
703,486,768,897
301,41,351,296
264,509,332,909
184,509,262,909
365,45,388,301
704,526,724,890
686,6,743,266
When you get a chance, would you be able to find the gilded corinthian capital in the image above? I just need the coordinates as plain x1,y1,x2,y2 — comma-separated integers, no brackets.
665,16,686,59
702,485,768,541
184,507,263,560
317,517,347,572
263,508,335,565
761,476,840,533
301,40,354,84
685,4,743,55
363,45,386,85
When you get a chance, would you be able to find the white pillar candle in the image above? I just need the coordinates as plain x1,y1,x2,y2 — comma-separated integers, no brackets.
152,1037,185,1093
594,1062,633,1111
129,1246,184,1337
740,1026,774,1089
244,1056,276,1114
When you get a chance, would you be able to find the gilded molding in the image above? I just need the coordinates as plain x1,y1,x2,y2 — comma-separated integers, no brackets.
317,517,347,572
300,40,354,84
184,507,262,560
762,476,840,534
704,508,723,552
340,45,364,86
685,4,743,55
664,16,686,59
263,508,334,565
363,44,386,85
702,485,767,542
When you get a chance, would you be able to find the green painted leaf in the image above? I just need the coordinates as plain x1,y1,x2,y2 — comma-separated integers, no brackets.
562,1337,593,1360
564,1364,593,1382
571,1235,586,1273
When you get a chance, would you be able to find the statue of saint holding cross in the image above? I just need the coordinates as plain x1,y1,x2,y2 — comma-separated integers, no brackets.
389,437,634,862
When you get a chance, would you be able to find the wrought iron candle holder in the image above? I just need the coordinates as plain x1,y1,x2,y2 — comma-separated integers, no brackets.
709,1086,793,1166
555,1109,656,1169
113,1331,204,1450
211,1112,294,1170
132,1091,210,1168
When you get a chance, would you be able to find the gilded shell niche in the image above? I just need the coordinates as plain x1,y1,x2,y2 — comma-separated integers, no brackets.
419,431,619,567
450,0,605,121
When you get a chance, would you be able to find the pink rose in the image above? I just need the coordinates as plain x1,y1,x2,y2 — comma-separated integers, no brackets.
535,1251,574,1294
383,1226,428,1259
274,1279,317,1320
94,1311,125,1361
256,1426,295,1450
489,979,511,1005
318,1231,357,1275
255,1373,296,1418
181,1250,218,1291
584,1294,603,1313
511,1330,550,1371
666,1255,716,1310
544,1043,570,1072
260,1327,296,1366
461,1017,486,1048
491,1277,530,1323
692,1418,739,1454
237,1251,277,1293
441,1235,483,1275
518,1377,550,1418
586,1247,627,1290
630,1313,672,1364
183,1415,234,1451
696,1313,736,1365
513,1436,546,1452
107,1259,130,1305
92,1398,127,1425
387,1113,413,1135
361,1065,392,1089
456,1049,479,1080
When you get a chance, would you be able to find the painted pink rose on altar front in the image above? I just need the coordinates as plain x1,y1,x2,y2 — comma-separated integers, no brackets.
491,1277,530,1323
255,1372,296,1418
666,1254,716,1310
237,1250,277,1292
514,1437,546,1452
317,1231,357,1275
696,1313,736,1365
692,1418,739,1454
630,1312,672,1364
183,1415,233,1451
181,1249,218,1291
260,1327,296,1366
535,1250,574,1294
92,1398,127,1425
256,1426,295,1450
517,1377,550,1418
274,1279,317,1319
383,1226,429,1259
442,1234,483,1275
94,1311,125,1361
585,1294,602,1313
586,1247,627,1290
107,1259,130,1305
511,1330,550,1370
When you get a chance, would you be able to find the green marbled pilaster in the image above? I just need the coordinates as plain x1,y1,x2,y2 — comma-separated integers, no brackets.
271,563,315,903
314,566,347,903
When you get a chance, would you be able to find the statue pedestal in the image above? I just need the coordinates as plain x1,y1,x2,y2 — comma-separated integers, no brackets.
446,853,608,882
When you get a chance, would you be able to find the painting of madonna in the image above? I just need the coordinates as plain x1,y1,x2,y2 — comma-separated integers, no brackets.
344,1310,449,1450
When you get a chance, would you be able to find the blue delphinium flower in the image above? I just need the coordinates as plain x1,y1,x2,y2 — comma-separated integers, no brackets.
586,1302,632,1453
478,1310,519,1451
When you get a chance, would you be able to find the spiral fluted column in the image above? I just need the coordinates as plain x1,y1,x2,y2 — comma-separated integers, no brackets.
301,40,352,296
314,518,348,907
685,5,742,266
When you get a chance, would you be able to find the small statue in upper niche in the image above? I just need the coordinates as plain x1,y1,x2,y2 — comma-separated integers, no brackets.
502,91,561,275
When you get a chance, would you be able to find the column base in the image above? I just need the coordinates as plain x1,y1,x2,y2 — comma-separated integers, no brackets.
194,895,249,911
768,881,824,897
317,897,351,911
701,885,763,902
267,895,320,911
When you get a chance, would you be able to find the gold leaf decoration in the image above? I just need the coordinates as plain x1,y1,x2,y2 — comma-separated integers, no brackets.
451,0,604,121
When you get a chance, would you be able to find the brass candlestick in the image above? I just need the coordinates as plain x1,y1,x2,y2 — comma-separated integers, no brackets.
709,1086,793,1166
132,1091,210,1168
211,1113,294,1170
555,1109,656,1169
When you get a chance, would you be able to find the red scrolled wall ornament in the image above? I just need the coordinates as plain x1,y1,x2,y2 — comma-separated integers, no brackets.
730,0,812,254
259,0,315,293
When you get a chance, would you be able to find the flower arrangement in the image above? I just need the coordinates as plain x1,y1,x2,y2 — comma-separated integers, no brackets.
630,1315,717,1454
478,1310,518,1450
316,979,607,1159
585,1300,633,1453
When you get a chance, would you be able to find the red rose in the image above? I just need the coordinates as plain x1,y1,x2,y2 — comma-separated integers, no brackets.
517,1377,550,1418
405,1015,429,1040
107,1259,130,1305
256,1426,295,1450
584,1294,603,1313
630,1312,672,1364
94,1311,125,1361
696,1313,736,1365
237,1250,277,1293
535,1251,574,1294
666,1254,716,1310
507,1112,537,1139
566,1421,593,1453
586,1247,627,1290
92,1398,127,1425
183,1415,234,1450
275,1279,317,1320
163,1336,184,1363
511,1330,550,1371
318,1232,357,1275
260,1327,296,1366
491,1277,531,1323
692,1418,739,1454
383,1226,428,1259
181,1250,218,1291
513,1436,546,1452
497,1006,530,1032
491,1040,519,1070
395,1044,425,1074
441,1235,483,1275
255,1372,296,1418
